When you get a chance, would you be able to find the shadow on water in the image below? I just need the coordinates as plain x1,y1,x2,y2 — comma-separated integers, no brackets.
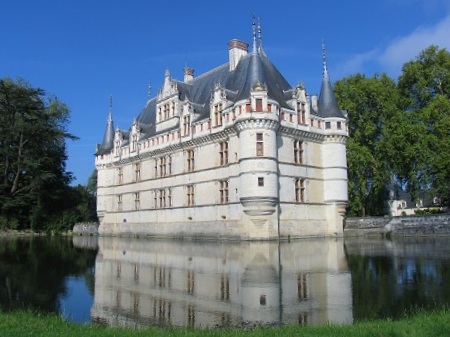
2,235,450,328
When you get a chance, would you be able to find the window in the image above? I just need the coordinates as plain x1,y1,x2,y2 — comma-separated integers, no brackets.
167,188,172,207
115,141,120,156
134,162,141,182
159,189,166,208
245,103,251,112
325,121,331,129
214,103,222,126
256,133,264,156
258,177,264,187
187,150,195,172
187,185,195,206
337,121,342,129
132,134,138,152
294,140,304,164
219,142,228,166
134,192,140,210
295,178,305,202
117,167,123,184
219,180,229,204
159,157,165,176
183,115,190,136
117,195,122,211
255,98,263,112
297,101,306,124
154,158,158,177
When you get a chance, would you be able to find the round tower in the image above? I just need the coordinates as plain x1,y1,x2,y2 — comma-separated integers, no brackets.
235,111,280,239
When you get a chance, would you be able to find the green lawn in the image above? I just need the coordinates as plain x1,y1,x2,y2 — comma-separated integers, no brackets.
1,309,449,337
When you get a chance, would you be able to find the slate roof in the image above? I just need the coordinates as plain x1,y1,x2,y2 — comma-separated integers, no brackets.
98,35,344,153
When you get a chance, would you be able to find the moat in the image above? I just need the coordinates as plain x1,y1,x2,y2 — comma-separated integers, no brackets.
1,235,450,328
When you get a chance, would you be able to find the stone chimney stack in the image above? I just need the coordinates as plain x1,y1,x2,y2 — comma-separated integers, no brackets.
228,39,248,71
311,94,318,112
184,67,195,82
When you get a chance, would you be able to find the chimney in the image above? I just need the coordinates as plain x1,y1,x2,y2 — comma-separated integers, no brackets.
184,67,194,82
311,94,318,112
228,39,248,71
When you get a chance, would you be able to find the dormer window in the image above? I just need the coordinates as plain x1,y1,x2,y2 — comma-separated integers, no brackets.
255,98,263,112
214,104,223,126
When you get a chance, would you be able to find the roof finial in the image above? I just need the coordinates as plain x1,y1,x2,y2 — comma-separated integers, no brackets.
252,14,257,54
322,38,328,74
257,18,263,52
109,95,113,117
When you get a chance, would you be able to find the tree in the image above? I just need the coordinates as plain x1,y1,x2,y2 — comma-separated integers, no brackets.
397,45,450,206
334,73,403,216
0,78,76,229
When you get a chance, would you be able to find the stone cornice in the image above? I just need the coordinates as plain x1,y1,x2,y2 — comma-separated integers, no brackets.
234,118,280,133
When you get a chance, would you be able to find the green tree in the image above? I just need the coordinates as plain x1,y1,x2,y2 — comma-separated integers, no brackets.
0,78,76,229
334,73,402,216
397,45,450,206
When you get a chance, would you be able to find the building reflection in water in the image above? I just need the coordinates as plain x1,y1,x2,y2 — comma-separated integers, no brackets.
91,237,352,328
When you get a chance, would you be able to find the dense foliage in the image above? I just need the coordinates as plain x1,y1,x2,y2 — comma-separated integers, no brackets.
0,78,96,231
335,45,450,216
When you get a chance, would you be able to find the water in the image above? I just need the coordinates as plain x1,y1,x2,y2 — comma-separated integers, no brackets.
1,235,449,328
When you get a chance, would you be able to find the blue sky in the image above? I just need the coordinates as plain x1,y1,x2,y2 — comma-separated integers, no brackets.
1,0,450,185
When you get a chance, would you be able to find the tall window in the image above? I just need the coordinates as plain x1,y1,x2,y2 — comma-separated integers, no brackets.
117,167,123,184
219,180,229,204
256,133,264,156
132,134,138,152
214,103,222,126
183,115,191,136
117,195,122,211
297,101,306,124
295,178,305,202
187,150,195,172
187,185,195,206
294,140,304,164
219,142,228,166
159,189,166,208
134,192,140,210
115,141,121,156
134,162,141,182
159,156,166,176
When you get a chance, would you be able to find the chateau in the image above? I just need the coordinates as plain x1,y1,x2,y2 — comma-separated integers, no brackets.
95,22,348,240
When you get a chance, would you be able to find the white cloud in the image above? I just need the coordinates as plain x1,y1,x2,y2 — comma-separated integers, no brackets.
379,13,450,72
335,10,450,79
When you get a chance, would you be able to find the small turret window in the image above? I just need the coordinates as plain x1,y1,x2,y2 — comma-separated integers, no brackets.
258,177,264,187
337,121,342,129
256,133,264,156
325,122,331,129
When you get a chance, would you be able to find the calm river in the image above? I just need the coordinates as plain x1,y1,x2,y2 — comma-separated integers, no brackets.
1,235,450,328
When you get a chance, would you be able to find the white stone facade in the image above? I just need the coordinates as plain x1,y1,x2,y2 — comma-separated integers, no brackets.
95,29,348,240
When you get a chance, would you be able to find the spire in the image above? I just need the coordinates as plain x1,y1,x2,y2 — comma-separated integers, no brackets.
252,14,257,54
257,17,267,57
318,40,344,118
98,96,115,154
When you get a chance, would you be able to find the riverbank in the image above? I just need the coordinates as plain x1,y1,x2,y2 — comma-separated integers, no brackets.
1,309,449,337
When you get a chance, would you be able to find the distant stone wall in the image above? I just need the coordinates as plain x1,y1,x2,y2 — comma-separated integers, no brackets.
73,222,99,235
344,214,450,237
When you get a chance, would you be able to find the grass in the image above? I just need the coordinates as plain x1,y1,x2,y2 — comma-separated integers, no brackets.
0,309,450,337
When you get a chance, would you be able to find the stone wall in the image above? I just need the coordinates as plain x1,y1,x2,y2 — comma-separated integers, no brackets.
344,214,450,237
73,222,99,235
